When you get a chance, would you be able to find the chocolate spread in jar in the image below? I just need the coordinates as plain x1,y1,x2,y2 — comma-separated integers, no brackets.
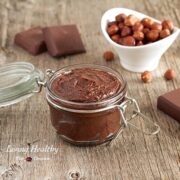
48,67,125,146
51,68,121,102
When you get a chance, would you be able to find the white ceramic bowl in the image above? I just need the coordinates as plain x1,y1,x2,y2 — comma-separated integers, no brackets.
101,8,180,72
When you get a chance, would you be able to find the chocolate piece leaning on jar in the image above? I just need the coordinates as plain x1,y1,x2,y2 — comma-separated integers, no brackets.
14,27,47,55
157,88,180,123
43,25,86,57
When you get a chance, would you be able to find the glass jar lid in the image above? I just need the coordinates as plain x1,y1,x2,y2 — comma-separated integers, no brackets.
0,62,44,107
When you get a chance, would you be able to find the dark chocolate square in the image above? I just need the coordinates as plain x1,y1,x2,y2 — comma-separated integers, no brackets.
14,27,46,55
43,25,86,57
157,88,180,123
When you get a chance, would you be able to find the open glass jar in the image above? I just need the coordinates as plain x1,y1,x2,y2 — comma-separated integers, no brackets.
0,62,160,146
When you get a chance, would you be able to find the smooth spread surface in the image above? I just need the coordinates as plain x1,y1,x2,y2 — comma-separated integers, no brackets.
51,68,121,102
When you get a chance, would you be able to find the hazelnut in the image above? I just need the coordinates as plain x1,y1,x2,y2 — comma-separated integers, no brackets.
121,26,132,37
143,28,150,35
136,41,144,46
107,24,119,35
132,22,144,32
164,69,176,80
162,20,174,31
146,30,159,42
121,36,136,46
151,22,162,31
133,31,144,41
141,71,152,83
103,51,114,61
111,34,120,43
118,23,124,31
107,21,117,27
124,15,139,26
160,29,171,39
141,18,154,28
106,13,174,46
115,13,126,22
118,37,124,45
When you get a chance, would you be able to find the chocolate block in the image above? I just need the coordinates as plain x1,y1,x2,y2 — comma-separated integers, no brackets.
14,27,46,55
157,88,180,123
43,25,86,57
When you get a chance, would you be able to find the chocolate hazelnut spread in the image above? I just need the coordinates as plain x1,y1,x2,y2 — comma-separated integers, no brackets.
47,65,127,146
50,68,121,103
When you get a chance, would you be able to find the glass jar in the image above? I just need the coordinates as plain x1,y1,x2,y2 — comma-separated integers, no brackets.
0,62,160,146
46,64,127,145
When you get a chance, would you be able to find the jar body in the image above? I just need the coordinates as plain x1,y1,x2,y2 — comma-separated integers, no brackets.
46,64,127,146
48,100,123,145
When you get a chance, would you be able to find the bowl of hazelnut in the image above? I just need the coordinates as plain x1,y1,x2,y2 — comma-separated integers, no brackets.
101,8,180,72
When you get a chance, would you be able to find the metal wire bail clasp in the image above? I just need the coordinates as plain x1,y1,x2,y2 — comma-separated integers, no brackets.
46,69,55,79
33,77,46,93
33,69,55,93
109,96,160,146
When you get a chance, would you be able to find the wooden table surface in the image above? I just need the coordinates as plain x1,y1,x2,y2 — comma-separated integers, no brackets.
0,0,180,179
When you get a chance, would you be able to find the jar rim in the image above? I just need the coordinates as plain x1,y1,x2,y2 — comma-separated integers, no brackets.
46,64,127,107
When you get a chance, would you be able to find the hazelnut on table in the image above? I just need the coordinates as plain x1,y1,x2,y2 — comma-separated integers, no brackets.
164,69,176,80
103,51,114,61
141,71,152,83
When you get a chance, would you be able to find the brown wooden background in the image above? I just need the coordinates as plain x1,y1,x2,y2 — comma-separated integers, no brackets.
0,0,180,179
